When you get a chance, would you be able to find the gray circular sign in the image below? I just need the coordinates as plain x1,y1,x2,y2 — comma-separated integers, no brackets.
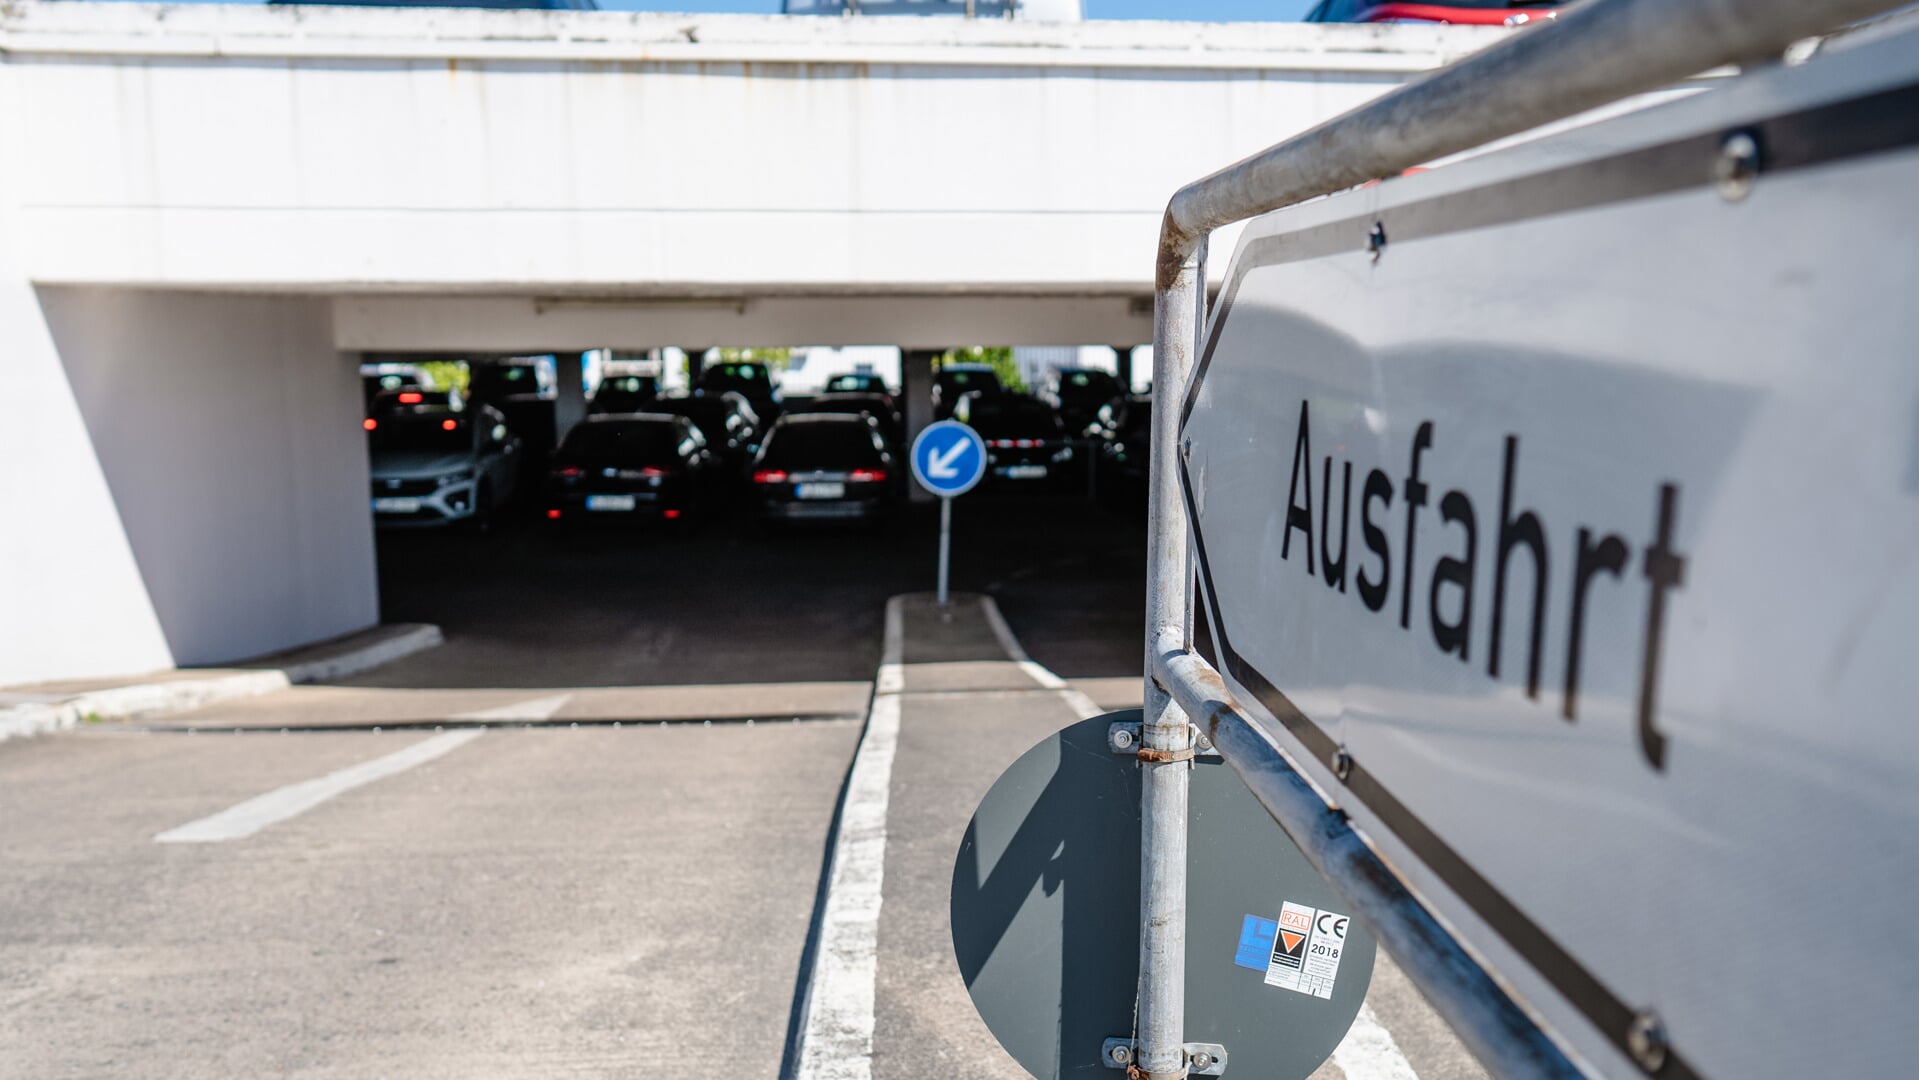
951,711,1374,1079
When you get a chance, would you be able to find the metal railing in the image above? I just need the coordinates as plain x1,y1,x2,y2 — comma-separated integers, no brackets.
1135,1,1914,1077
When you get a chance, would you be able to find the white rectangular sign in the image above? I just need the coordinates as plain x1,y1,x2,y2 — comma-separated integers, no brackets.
1183,26,1919,1080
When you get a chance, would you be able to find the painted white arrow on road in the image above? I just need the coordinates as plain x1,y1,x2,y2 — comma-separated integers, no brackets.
925,440,968,479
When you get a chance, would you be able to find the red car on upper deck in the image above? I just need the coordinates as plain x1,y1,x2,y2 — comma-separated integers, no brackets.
1304,0,1565,26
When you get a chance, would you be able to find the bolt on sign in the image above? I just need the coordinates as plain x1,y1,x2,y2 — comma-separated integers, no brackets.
1178,29,1919,1080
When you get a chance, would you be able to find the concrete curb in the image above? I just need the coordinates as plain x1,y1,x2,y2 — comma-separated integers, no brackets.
0,623,442,743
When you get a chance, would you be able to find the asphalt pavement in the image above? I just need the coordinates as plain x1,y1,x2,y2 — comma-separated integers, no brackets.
0,494,1486,1079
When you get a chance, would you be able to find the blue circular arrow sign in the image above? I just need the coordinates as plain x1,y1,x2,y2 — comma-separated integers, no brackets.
910,419,987,498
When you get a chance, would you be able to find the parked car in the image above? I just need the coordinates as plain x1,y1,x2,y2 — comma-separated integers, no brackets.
650,392,763,468
960,393,1078,491
1042,367,1126,436
932,363,1004,419
1304,0,1564,25
468,358,551,404
781,392,904,449
824,373,893,396
469,357,557,455
697,361,781,422
366,402,521,529
750,414,899,526
360,364,436,409
544,414,720,525
590,374,659,415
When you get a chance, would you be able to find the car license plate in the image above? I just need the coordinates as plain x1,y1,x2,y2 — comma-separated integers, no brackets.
1004,465,1048,480
372,497,421,513
796,482,846,500
586,494,638,512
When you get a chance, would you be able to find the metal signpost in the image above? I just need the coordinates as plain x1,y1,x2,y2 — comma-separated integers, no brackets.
1127,1,1919,1079
910,419,986,605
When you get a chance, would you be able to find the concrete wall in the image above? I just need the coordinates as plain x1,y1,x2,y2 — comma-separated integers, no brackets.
26,288,379,676
0,214,176,684
0,3,1496,306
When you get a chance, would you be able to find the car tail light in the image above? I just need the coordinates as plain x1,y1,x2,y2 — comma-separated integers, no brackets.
663,509,682,520
555,466,583,479
850,469,887,483
546,508,562,520
641,467,671,478
398,392,424,404
753,470,788,484
363,418,378,431
441,419,458,431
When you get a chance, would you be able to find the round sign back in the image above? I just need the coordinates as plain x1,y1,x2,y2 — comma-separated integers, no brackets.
951,711,1374,1079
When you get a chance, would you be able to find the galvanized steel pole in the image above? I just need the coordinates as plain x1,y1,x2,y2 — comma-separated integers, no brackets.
937,497,952,606
1137,233,1205,1079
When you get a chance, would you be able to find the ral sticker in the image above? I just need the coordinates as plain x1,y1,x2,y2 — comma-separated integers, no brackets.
1263,901,1349,999
1233,914,1279,971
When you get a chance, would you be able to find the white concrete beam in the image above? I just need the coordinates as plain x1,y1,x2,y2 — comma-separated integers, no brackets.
334,292,1150,350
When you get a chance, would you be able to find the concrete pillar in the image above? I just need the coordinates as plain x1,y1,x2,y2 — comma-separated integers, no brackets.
901,348,941,504
554,350,586,443
6,287,379,682
1112,345,1136,393
683,346,708,389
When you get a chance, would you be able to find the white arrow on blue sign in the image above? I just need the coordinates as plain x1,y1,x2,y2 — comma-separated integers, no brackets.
910,420,987,498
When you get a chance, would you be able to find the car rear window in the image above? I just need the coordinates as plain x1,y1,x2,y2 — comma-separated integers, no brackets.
366,373,423,393
1061,372,1116,392
656,400,732,440
800,395,889,416
598,376,655,396
370,415,471,453
561,421,681,461
760,422,885,469
593,391,652,412
472,365,540,398
966,400,1063,439
940,370,1000,392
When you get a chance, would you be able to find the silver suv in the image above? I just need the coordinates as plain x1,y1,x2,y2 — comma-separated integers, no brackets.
366,397,522,529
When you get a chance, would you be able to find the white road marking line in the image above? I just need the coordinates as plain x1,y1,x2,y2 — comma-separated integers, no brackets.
154,729,483,844
874,599,904,695
1331,1002,1421,1080
977,595,1108,720
453,692,573,722
794,596,906,1080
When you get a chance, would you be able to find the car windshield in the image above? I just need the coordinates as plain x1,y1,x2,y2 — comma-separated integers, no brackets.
826,375,884,393
369,415,472,453
559,421,681,462
760,422,885,469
